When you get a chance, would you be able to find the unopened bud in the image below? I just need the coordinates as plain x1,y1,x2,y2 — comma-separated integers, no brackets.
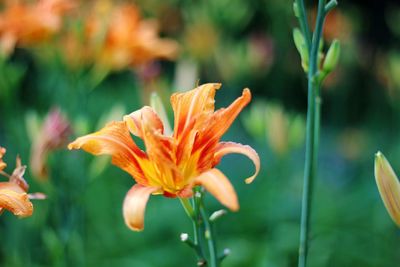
322,39,340,74
293,28,309,72
223,248,231,256
180,233,189,242
374,151,400,227
293,2,300,17
209,209,227,222
219,248,231,262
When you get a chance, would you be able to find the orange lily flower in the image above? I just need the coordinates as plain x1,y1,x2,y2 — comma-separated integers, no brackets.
68,83,260,231
0,147,44,217
0,0,75,55
85,2,178,70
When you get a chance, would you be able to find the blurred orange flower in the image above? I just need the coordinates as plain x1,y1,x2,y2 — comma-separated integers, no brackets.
0,147,45,217
0,0,75,55
68,83,260,231
84,2,178,71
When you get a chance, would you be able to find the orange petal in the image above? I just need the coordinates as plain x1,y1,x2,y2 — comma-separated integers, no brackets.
193,88,252,153
171,83,221,164
123,184,159,231
171,83,221,138
0,182,33,217
213,142,260,184
68,121,148,185
194,169,239,211
123,106,164,138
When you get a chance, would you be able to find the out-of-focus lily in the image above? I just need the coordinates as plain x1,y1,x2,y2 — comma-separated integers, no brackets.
85,2,178,71
68,83,260,231
0,147,45,217
374,151,400,227
30,108,71,180
242,101,305,156
0,0,75,56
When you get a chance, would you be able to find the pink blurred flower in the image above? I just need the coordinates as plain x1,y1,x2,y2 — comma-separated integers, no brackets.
30,108,71,180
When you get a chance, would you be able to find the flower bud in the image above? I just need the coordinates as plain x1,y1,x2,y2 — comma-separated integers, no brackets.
209,209,227,222
180,233,189,242
293,2,300,17
293,28,309,72
322,39,340,74
374,151,400,227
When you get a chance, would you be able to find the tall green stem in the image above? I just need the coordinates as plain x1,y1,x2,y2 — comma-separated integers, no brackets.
297,0,327,267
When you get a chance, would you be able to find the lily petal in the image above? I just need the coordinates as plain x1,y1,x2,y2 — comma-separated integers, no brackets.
193,88,252,152
374,152,400,227
171,83,221,138
123,106,164,138
171,83,221,164
123,184,159,231
213,142,260,184
194,169,239,211
0,182,33,217
68,121,148,185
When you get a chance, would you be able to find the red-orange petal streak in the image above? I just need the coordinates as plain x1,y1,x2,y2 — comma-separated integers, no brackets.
194,169,239,211
213,142,260,184
193,88,252,153
123,184,159,231
171,83,221,139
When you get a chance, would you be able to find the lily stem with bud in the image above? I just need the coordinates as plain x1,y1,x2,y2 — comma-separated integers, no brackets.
295,0,337,267
180,187,221,267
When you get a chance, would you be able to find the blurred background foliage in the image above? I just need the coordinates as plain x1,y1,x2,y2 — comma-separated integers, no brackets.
1,0,400,266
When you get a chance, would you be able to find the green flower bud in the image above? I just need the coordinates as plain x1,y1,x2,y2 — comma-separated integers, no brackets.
293,2,300,17
322,39,340,74
374,151,400,227
293,28,309,72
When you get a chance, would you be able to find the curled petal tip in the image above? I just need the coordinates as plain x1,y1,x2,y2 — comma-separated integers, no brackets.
123,184,159,232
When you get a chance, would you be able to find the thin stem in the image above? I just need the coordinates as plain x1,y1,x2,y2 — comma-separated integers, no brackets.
295,0,312,50
181,188,221,266
298,0,327,267
180,197,194,218
200,203,219,267
192,192,207,264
